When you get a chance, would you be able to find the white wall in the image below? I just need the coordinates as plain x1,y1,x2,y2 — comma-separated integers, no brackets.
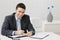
0,0,60,33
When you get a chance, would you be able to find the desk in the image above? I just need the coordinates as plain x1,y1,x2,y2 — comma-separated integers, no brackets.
20,32,60,40
43,32,60,40
1,35,12,40
1,32,60,40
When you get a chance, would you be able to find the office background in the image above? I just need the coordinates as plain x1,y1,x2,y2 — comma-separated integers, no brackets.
0,0,60,34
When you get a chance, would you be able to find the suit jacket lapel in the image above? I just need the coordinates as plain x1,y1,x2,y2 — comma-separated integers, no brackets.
12,13,17,30
21,18,25,30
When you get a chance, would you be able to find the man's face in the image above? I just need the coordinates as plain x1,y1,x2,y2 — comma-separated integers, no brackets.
16,7,25,19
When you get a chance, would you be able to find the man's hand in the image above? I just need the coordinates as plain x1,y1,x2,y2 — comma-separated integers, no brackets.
14,30,24,35
26,32,32,37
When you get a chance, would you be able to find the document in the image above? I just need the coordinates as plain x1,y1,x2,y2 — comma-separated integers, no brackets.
31,32,49,39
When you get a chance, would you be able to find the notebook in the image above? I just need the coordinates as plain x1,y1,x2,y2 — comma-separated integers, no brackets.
10,34,27,38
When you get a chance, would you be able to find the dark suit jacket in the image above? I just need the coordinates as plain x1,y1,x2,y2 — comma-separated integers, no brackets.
1,13,35,37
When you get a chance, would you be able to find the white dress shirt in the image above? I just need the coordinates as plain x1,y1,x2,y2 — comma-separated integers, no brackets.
15,15,21,30
12,14,21,35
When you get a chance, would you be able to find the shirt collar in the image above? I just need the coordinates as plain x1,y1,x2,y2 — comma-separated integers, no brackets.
15,14,21,22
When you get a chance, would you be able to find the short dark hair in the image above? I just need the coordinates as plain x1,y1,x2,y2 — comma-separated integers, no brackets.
16,3,26,10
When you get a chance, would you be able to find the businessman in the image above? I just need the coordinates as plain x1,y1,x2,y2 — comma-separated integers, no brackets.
1,3,35,37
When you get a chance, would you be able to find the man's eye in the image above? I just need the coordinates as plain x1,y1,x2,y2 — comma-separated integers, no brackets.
22,12,24,13
19,11,21,12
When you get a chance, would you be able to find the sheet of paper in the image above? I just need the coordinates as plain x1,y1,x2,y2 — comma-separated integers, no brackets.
31,32,49,39
20,37,40,40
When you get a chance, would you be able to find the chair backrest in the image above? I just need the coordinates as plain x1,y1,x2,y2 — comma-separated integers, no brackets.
30,17,42,32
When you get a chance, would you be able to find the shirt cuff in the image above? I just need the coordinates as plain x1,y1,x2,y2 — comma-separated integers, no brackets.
12,31,16,36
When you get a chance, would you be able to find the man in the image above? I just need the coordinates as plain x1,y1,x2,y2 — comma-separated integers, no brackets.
1,3,35,37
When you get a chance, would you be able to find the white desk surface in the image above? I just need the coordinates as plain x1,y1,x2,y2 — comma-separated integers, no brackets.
1,32,60,40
